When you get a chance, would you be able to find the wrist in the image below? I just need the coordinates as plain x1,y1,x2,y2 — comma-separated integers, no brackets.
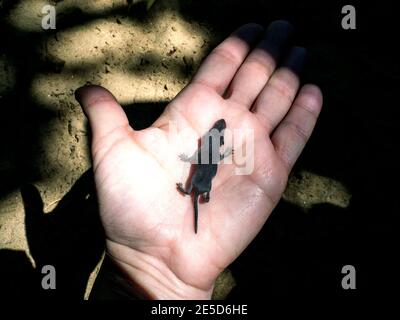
105,240,214,300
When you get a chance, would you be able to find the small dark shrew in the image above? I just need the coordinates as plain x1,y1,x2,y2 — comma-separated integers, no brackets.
177,119,232,233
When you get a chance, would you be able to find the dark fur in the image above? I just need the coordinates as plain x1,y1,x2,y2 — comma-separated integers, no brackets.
177,119,232,233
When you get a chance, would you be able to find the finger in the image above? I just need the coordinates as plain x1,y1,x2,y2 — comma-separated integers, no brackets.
254,46,306,133
75,85,130,145
271,84,323,173
225,20,293,107
191,23,264,95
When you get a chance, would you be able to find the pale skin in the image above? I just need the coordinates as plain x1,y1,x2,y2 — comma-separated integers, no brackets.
75,21,323,299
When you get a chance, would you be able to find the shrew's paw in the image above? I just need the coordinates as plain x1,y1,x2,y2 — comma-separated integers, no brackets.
178,153,190,162
177,183,189,195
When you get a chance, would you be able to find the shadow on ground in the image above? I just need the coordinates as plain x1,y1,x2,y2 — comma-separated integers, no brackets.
0,169,103,299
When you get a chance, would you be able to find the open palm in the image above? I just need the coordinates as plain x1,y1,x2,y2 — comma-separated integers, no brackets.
76,22,322,299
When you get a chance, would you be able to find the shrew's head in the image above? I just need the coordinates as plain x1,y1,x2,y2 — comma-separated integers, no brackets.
212,119,226,131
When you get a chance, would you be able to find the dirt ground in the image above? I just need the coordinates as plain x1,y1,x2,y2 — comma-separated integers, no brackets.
0,0,362,299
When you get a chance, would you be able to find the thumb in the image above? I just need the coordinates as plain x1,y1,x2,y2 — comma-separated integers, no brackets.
75,85,130,146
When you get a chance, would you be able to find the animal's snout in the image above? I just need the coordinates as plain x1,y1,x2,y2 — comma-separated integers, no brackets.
213,119,226,131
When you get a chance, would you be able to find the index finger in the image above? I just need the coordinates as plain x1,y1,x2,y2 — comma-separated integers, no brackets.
191,23,264,95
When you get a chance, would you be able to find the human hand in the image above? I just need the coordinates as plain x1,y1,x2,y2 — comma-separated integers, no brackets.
75,21,323,299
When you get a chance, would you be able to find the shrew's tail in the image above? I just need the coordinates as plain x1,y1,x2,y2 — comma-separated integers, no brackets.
194,192,199,234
